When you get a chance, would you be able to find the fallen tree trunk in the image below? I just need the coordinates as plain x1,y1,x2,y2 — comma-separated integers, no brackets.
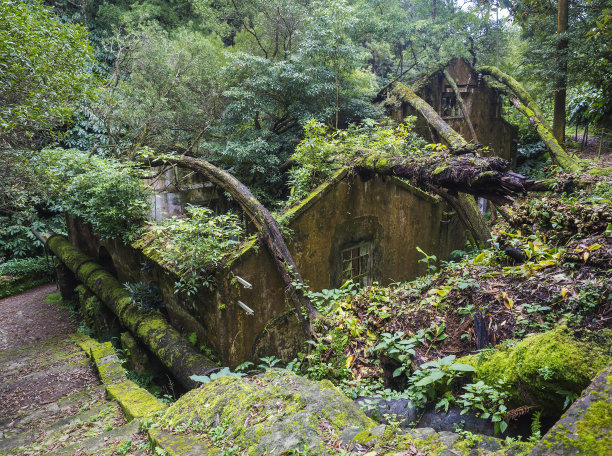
44,233,217,390
392,83,479,154
140,154,319,338
477,66,579,172
384,83,492,245
442,69,479,143
356,153,532,206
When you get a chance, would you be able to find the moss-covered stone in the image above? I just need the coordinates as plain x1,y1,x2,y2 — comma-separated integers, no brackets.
106,380,166,420
459,327,612,414
155,369,374,455
71,333,166,421
530,364,612,455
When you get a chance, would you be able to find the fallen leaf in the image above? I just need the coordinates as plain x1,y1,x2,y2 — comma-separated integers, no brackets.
561,287,569,299
345,355,354,368
501,291,514,309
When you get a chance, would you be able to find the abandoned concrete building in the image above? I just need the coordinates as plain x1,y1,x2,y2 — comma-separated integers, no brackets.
380,58,518,164
66,168,466,368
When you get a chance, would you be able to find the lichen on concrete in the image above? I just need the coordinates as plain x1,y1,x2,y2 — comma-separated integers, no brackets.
71,333,166,421
530,364,612,455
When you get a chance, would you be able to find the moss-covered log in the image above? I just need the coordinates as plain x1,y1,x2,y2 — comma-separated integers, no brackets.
356,153,533,206
477,66,579,172
442,69,479,143
141,155,319,338
46,234,217,390
392,83,474,152
387,83,492,245
477,65,547,125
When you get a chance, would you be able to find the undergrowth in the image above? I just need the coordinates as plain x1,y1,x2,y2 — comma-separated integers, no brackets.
134,206,246,295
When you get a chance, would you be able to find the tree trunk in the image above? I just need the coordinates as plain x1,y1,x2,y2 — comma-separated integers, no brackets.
141,155,319,338
509,96,577,171
392,83,469,150
477,66,548,126
355,153,532,206
478,66,579,172
442,69,479,143
44,233,218,390
553,0,569,145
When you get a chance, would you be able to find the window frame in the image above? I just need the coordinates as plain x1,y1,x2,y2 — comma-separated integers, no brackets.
341,242,373,286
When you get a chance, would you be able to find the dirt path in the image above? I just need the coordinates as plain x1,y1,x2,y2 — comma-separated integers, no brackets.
0,285,149,455
0,283,77,351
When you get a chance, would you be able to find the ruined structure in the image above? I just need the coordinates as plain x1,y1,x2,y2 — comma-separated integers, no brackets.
67,168,465,368
381,58,518,163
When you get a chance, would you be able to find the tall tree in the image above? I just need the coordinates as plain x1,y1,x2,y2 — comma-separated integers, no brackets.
0,0,95,148
552,0,569,144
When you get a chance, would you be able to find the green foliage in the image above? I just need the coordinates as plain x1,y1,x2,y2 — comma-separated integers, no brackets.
123,281,164,312
94,24,227,157
0,256,53,277
457,381,509,434
0,0,95,148
0,149,65,261
406,355,476,404
135,206,244,295
567,83,612,127
287,118,426,205
257,356,282,371
371,331,424,378
34,148,150,242
190,367,245,384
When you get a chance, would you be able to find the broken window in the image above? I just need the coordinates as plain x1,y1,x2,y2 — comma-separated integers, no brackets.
341,243,372,286
441,94,462,118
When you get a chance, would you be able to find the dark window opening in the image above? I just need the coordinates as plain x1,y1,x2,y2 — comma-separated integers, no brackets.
341,243,372,286
98,246,118,278
441,94,462,118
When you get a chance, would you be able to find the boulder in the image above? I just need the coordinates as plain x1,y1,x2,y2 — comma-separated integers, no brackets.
529,364,612,455
155,369,374,455
458,327,612,415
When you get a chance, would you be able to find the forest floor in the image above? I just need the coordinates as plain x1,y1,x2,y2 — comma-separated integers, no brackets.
0,287,149,455
570,135,612,166
0,284,75,351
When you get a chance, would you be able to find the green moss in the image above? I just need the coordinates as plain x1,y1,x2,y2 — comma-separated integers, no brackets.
459,327,612,414
107,380,166,420
155,370,373,454
571,397,612,453
432,165,448,175
352,429,378,445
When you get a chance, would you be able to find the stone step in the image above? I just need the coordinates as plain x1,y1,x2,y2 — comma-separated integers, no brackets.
50,420,144,456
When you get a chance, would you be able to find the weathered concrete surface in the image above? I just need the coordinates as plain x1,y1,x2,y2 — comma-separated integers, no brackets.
530,364,612,456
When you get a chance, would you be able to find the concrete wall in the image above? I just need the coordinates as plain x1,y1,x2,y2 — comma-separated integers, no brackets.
287,173,461,289
67,173,465,369
395,59,518,164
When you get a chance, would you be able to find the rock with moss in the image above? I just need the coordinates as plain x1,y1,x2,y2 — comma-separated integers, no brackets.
459,327,612,415
529,364,612,455
155,369,375,454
